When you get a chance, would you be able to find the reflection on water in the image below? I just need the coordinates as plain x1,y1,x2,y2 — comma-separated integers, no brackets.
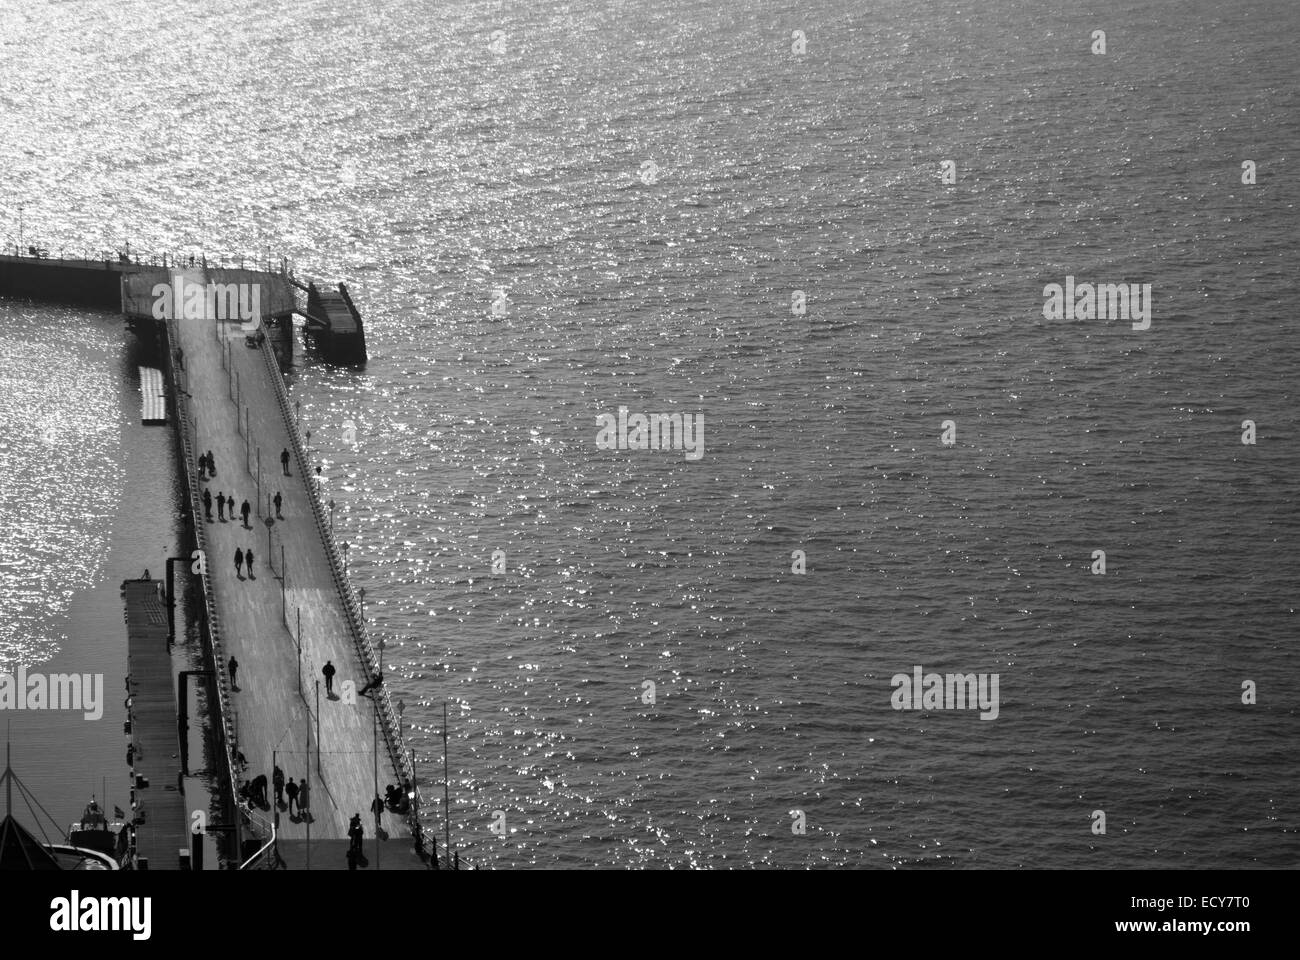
0,310,123,669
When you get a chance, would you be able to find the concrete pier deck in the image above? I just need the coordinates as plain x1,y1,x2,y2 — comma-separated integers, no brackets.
165,271,418,864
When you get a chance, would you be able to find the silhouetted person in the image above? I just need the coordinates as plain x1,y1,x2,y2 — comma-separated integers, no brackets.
285,778,299,816
217,491,226,521
246,548,255,580
228,656,238,687
252,774,268,806
197,452,207,479
235,547,244,578
226,493,235,519
347,847,359,870
298,778,309,814
358,675,382,698
240,499,251,528
322,660,336,695
281,448,290,475
175,346,184,370
348,813,364,853
207,450,216,476
370,794,384,832
273,491,283,519
202,488,213,521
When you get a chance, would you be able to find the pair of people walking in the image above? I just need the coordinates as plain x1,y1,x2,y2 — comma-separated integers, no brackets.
285,776,310,817
214,491,233,522
234,547,256,579
197,450,216,479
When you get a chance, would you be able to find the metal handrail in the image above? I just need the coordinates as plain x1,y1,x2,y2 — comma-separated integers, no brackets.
237,805,277,869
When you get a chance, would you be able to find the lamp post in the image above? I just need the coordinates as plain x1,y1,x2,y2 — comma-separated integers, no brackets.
372,680,381,872
342,541,349,577
358,587,365,621
329,499,335,534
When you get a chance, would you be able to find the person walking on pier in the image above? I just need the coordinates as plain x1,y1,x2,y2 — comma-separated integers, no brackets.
235,547,245,579
298,777,310,816
240,499,251,528
285,777,299,816
348,813,364,853
197,452,207,479
203,488,213,521
273,766,285,808
370,793,384,835
227,493,236,522
322,660,336,696
273,490,283,519
216,491,226,521
228,656,238,688
246,547,256,580
280,448,291,475
207,450,216,477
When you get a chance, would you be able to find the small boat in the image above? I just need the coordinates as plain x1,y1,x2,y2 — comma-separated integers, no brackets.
1,746,122,871
66,799,130,868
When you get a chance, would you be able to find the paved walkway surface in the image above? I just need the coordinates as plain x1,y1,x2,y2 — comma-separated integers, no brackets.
171,288,405,844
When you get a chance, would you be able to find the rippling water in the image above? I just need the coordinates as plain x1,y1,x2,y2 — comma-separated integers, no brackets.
2,0,1298,867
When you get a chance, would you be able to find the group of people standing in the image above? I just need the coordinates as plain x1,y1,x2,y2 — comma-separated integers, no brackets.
197,451,286,578
238,765,310,819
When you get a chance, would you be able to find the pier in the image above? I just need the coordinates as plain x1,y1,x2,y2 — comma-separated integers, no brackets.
165,279,421,868
122,579,189,869
2,248,435,869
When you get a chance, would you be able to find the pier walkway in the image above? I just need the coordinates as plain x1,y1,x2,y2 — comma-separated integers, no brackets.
166,272,415,858
123,579,188,869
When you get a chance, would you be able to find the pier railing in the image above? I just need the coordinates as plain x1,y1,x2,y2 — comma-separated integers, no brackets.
3,242,292,276
255,336,420,834
164,317,252,859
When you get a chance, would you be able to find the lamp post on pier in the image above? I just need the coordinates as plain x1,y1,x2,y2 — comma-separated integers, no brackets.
329,499,335,534
341,541,350,578
358,587,365,621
